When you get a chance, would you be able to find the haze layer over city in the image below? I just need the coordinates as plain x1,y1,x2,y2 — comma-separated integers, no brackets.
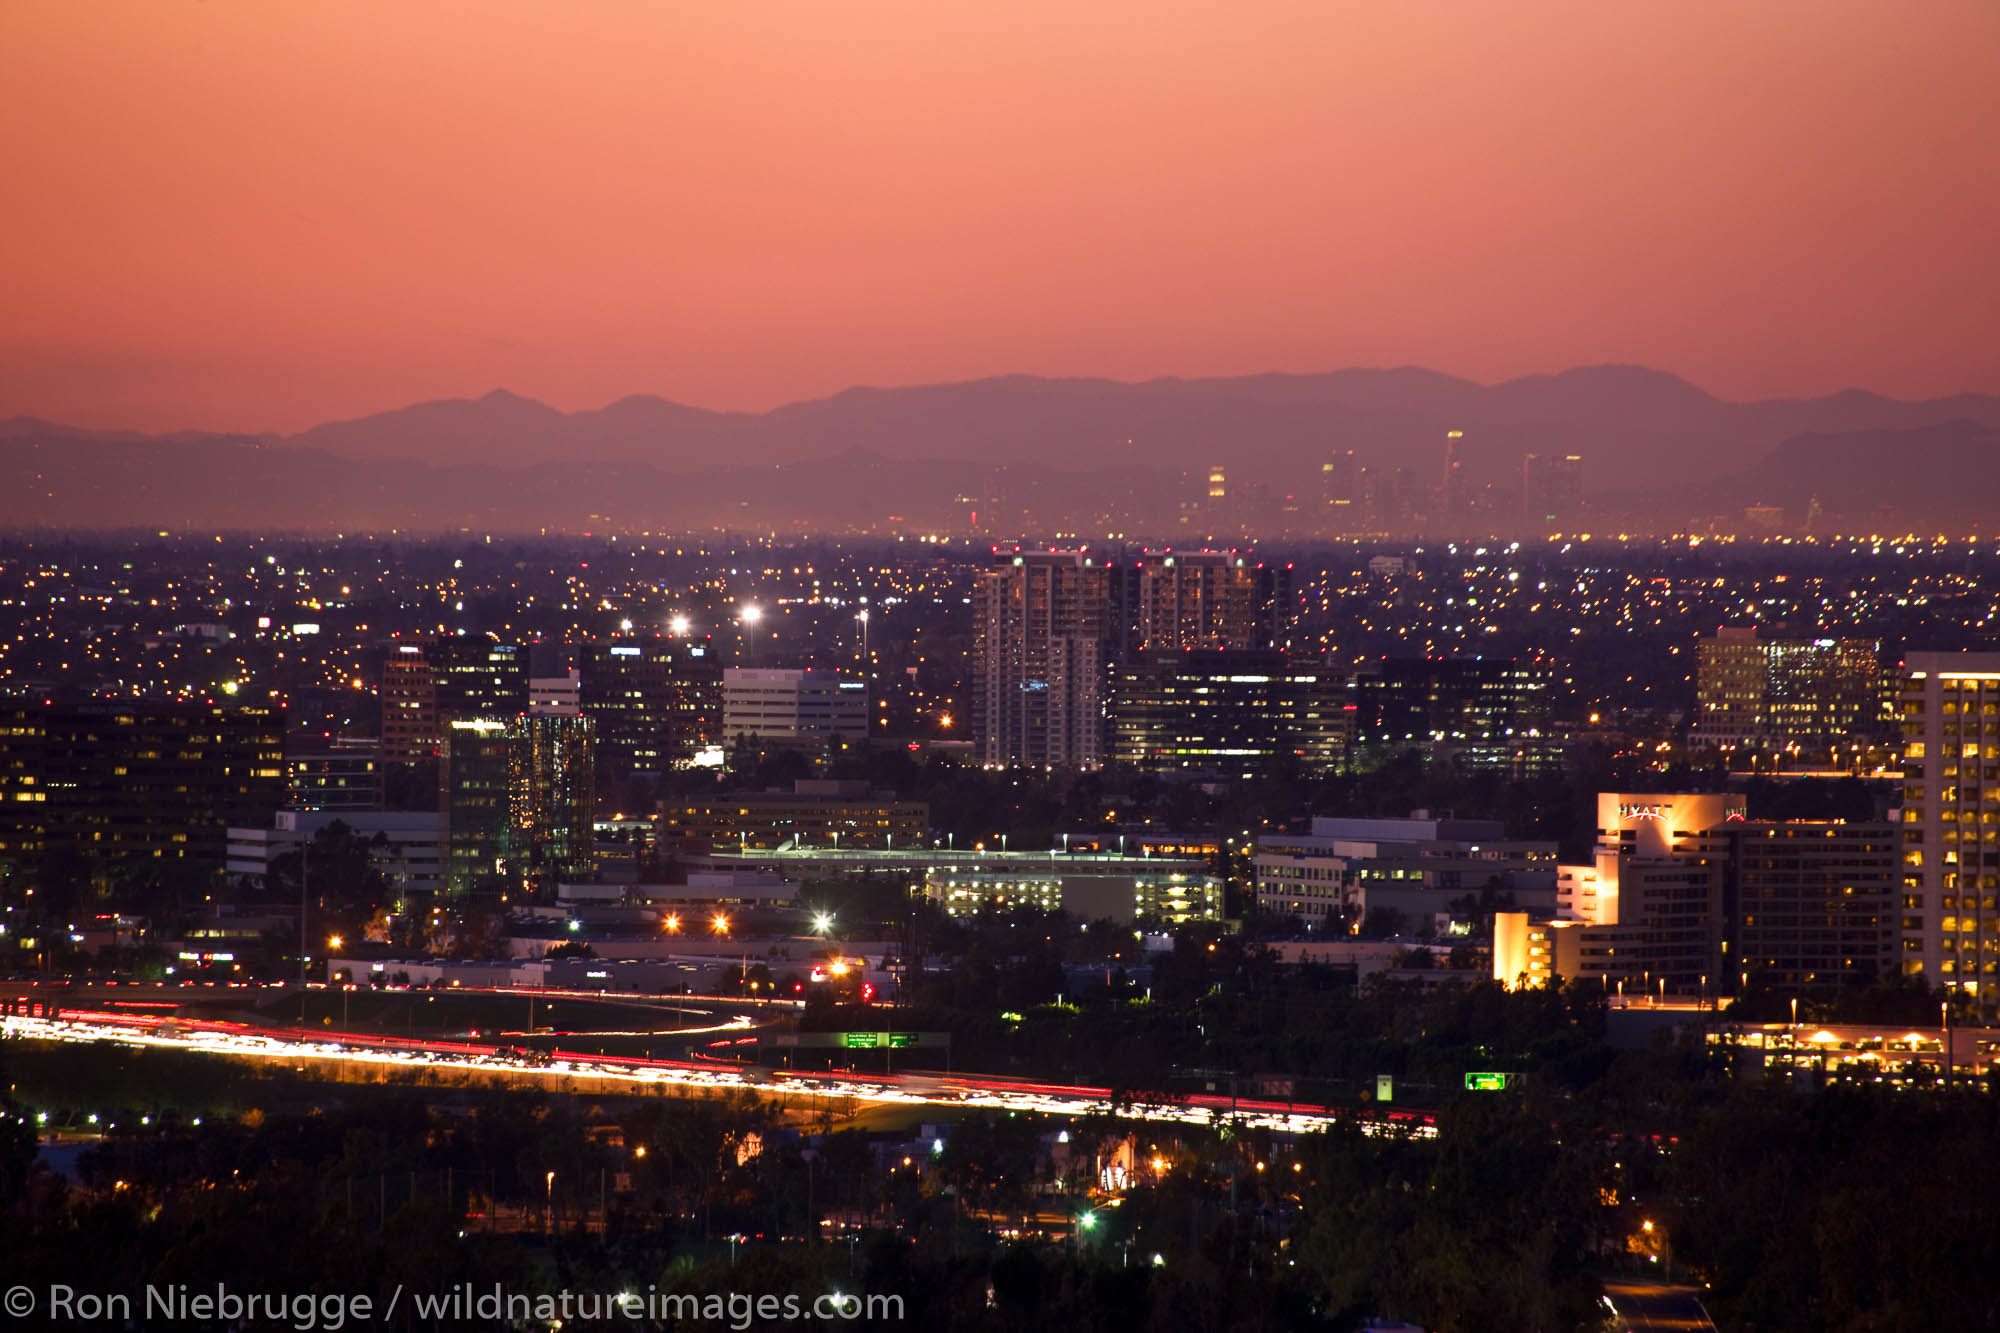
3,5,1998,1332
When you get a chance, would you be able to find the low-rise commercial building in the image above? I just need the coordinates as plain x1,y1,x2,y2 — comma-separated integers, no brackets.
226,810,445,896
660,780,927,851
924,867,1221,925
1254,814,1558,930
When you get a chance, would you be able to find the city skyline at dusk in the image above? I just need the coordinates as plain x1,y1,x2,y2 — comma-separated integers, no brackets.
4,1,1997,434
10,8,2000,1328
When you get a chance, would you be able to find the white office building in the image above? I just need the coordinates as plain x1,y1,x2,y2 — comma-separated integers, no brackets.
1254,813,1558,929
226,810,445,896
529,669,581,716
722,668,868,744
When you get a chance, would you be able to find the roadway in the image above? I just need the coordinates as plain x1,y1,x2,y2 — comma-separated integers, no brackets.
0,986,1433,1138
1600,1281,1718,1332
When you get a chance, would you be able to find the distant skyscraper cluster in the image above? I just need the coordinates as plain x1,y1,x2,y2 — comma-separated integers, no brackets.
1299,431,1585,538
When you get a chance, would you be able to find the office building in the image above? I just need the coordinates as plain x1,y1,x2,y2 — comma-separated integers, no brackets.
972,550,1118,767
1496,792,1896,995
36,703,285,871
1764,637,1889,752
226,810,445,897
1109,650,1348,778
1691,628,1766,747
285,740,381,812
1320,451,1358,532
529,669,582,717
1441,429,1468,520
1521,452,1583,529
722,668,868,746
378,645,438,765
508,712,596,893
925,866,1221,926
1346,657,1559,775
1897,652,2000,994
578,638,722,779
1689,820,1897,991
0,703,286,875
1500,793,1730,994
440,719,512,896
660,780,927,852
1690,628,1888,755
0,702,46,865
1254,814,1559,931
427,636,529,724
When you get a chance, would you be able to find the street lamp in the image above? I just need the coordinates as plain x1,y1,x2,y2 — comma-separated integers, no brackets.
1942,999,1953,1091
812,911,834,936
669,614,691,636
1072,1207,1097,1257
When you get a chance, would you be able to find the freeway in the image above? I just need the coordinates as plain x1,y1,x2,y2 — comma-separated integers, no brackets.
1600,1282,1718,1332
1,1000,1434,1138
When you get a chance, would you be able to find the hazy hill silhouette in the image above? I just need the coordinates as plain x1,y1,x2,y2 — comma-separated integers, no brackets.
272,366,2000,486
1720,421,2000,530
4,366,1998,531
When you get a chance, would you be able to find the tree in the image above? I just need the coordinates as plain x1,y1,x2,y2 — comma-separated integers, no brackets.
1395,945,1436,970
0,1047,37,1206
267,821,394,948
1446,876,1517,937
1359,906,1408,939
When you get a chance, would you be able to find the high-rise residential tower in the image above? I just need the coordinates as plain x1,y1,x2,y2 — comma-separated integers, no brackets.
1132,551,1291,653
972,550,1117,767
1897,652,2000,994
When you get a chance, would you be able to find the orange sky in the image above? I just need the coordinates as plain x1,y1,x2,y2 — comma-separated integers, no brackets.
3,1,1996,434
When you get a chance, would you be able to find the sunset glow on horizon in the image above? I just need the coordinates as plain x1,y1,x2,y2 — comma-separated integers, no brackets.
3,0,1996,433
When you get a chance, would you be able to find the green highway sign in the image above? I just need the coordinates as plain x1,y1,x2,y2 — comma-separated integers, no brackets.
1464,1071,1516,1092
774,1032,948,1050
841,1032,918,1049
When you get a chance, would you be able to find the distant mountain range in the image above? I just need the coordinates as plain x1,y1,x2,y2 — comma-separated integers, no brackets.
3,366,1998,532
